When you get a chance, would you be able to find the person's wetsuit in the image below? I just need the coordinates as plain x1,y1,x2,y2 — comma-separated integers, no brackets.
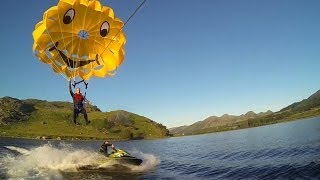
99,142,116,156
69,81,89,124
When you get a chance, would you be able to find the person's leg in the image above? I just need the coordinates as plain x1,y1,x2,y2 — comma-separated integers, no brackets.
81,109,90,124
73,109,78,124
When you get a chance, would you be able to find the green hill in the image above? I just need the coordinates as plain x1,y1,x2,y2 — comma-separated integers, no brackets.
247,89,320,127
0,97,169,140
280,90,320,112
170,89,320,136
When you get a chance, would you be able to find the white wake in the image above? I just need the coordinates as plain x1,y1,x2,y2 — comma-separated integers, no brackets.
1,143,159,179
2,143,107,179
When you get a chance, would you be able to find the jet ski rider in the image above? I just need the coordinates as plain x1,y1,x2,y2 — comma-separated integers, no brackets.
99,141,117,156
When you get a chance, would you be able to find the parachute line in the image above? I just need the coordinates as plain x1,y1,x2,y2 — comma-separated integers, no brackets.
56,4,74,78
33,5,69,81
100,0,147,57
76,0,90,79
72,0,75,79
33,42,68,80
88,0,106,83
42,12,75,80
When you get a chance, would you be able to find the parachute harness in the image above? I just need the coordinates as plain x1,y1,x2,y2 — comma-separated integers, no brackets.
72,79,88,108
72,79,88,89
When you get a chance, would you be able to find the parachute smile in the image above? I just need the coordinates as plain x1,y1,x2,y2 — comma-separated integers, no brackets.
48,42,100,68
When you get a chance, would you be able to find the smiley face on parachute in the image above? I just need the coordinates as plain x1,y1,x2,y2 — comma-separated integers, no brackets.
32,0,126,80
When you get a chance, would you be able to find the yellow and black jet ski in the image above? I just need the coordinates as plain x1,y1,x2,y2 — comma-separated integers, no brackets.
98,149,143,166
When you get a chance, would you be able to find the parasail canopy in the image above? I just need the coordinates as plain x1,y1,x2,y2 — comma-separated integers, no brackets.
32,0,126,81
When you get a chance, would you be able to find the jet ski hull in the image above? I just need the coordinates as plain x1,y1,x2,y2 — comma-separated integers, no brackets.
98,149,143,166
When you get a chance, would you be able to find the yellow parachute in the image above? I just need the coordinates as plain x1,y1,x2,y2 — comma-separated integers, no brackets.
32,0,126,81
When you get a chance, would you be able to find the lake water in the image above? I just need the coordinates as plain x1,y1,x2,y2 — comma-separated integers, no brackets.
1,117,320,179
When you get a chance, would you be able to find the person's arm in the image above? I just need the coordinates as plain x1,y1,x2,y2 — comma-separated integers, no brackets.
69,81,74,97
99,144,106,153
111,144,117,152
84,97,91,104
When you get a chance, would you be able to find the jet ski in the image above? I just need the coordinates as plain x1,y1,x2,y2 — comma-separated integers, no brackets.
98,149,143,166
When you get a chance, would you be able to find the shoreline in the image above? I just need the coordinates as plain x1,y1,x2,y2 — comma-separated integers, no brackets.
0,134,170,142
170,115,320,138
2,115,319,141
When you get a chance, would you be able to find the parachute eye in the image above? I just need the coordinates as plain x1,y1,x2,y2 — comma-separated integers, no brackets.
63,9,75,24
100,21,110,37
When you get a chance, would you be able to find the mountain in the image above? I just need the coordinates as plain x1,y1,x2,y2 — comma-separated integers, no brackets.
169,110,273,135
170,89,320,136
280,90,320,112
0,97,169,140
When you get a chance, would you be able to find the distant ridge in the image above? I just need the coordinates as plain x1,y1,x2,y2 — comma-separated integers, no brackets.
281,90,320,112
170,89,320,135
169,110,273,135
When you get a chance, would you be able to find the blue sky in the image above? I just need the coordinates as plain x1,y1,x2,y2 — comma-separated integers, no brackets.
0,0,319,128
